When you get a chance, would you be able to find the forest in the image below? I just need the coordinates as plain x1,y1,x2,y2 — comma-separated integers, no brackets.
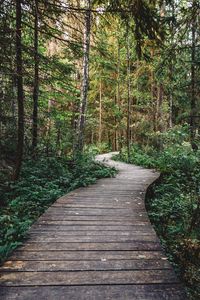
0,0,200,299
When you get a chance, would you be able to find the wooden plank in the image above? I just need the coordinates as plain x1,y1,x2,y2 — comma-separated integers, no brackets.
28,231,155,237
74,186,146,189
25,235,158,243
71,192,145,196
30,225,153,231
54,200,144,204
52,204,146,209
57,193,143,197
46,208,142,214
55,199,143,204
53,203,144,208
36,220,150,225
0,270,179,286
42,211,148,217
38,215,148,222
1,259,172,272
16,241,162,251
56,195,144,200
0,285,187,300
8,250,166,261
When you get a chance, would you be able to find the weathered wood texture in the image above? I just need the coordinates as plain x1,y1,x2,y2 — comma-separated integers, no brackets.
0,153,187,299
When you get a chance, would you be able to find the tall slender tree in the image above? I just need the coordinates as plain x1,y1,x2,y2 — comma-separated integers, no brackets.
98,78,102,143
13,0,24,180
76,0,91,153
126,27,131,162
169,0,175,128
32,0,39,156
190,0,197,150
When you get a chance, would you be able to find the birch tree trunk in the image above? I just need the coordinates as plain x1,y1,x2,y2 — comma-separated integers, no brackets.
76,0,91,153
117,38,122,153
13,0,24,180
98,78,102,143
114,95,118,151
126,29,131,162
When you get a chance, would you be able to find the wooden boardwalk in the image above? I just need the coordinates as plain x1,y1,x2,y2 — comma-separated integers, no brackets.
0,153,187,299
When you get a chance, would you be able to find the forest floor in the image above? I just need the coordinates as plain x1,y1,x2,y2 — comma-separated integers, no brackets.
0,153,187,300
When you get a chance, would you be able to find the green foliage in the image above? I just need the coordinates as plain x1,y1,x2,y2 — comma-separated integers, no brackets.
0,155,116,263
113,144,155,168
85,143,112,155
114,126,200,299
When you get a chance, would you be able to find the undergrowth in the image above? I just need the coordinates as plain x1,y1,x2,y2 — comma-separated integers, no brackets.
113,125,200,300
0,154,116,263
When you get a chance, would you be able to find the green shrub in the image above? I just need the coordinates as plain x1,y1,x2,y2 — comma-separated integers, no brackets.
85,143,112,155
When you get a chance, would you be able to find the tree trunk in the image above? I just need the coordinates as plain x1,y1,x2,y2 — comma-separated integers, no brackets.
57,125,61,156
91,131,94,144
76,0,91,153
98,78,102,143
117,38,121,153
156,84,164,132
169,93,173,128
46,100,52,156
13,0,24,180
169,1,175,129
114,95,118,151
126,29,131,162
0,91,2,141
190,0,197,150
150,48,157,132
32,0,39,156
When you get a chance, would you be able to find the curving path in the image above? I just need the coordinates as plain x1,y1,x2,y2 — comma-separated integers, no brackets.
0,153,187,299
